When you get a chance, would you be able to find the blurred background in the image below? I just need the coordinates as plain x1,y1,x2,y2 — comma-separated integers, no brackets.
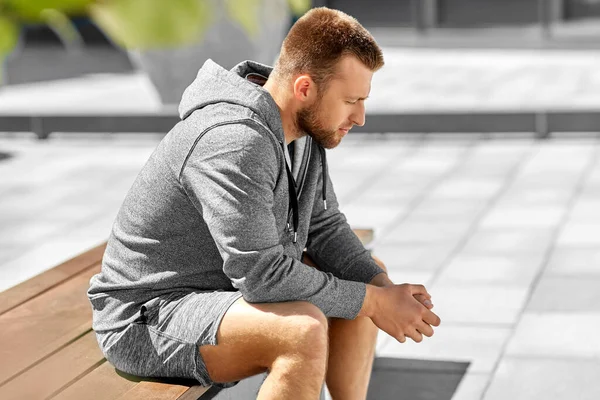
1,1,600,399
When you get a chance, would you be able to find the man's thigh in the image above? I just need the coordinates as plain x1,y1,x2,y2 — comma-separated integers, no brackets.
199,296,328,384
100,290,243,388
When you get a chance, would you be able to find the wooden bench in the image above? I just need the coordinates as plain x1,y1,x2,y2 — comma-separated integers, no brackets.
0,229,374,400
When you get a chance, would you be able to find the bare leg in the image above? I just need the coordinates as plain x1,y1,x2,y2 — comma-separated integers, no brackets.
326,316,378,399
326,317,379,400
199,298,328,400
303,253,383,400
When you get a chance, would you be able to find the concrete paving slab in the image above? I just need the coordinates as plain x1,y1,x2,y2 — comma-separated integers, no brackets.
495,187,573,208
370,243,457,271
436,253,545,286
450,372,490,400
384,269,434,288
461,227,555,256
377,324,511,374
368,48,600,113
380,220,473,245
429,284,530,325
509,171,584,188
479,206,565,229
343,204,409,233
409,198,488,221
369,174,438,196
527,276,600,313
506,313,600,359
545,246,600,278
484,357,600,400
397,155,464,174
346,190,415,208
429,179,505,200
556,222,600,246
450,164,515,180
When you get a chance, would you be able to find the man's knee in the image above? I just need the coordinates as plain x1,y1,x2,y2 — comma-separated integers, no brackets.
284,302,329,348
263,301,329,370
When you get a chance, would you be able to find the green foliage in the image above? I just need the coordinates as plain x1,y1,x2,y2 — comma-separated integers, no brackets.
40,8,82,46
0,0,311,54
2,0,92,22
287,0,311,16
90,0,214,50
0,15,18,54
225,0,262,38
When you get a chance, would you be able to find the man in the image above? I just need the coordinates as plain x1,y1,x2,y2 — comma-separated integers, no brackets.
88,7,440,400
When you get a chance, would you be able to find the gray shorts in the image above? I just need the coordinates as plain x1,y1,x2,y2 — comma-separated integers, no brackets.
96,290,243,389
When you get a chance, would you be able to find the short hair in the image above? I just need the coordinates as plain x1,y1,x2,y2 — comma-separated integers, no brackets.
273,7,384,94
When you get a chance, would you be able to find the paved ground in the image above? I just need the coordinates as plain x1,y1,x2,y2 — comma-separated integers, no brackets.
2,47,600,114
1,131,599,399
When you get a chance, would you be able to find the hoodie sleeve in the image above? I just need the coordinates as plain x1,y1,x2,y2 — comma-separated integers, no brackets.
179,123,366,319
306,156,386,285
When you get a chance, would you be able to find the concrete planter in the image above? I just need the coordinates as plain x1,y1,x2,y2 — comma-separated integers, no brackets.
129,0,290,105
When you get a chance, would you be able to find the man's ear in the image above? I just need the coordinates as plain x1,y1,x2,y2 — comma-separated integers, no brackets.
293,75,315,103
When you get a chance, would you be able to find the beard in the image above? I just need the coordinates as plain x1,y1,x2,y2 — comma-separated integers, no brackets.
296,100,341,149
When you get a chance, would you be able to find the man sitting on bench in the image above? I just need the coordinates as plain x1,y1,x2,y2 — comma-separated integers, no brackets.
87,7,441,400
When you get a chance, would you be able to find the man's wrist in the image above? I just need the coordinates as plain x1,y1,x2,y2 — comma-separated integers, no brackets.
359,284,383,318
369,272,394,288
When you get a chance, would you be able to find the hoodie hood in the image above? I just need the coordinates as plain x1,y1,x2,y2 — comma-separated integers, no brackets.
178,59,284,144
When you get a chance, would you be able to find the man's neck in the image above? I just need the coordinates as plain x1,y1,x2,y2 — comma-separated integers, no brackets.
263,77,304,145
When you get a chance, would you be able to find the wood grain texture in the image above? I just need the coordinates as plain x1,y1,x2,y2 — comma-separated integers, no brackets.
0,243,105,315
51,362,138,400
116,381,210,400
0,265,99,384
0,331,104,400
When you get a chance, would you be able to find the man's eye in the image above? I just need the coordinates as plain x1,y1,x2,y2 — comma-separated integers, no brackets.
346,100,357,105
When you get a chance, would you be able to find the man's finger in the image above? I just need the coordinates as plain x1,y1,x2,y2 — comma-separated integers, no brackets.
423,310,441,327
407,329,423,343
416,321,434,337
414,294,433,309
409,284,431,298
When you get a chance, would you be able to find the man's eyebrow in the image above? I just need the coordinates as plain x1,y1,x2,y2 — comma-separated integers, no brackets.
348,96,369,100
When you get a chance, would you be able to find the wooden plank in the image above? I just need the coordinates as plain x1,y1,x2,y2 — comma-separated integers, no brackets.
353,228,374,247
0,331,104,400
116,381,210,400
51,361,139,400
0,265,100,384
0,243,106,315
179,386,215,400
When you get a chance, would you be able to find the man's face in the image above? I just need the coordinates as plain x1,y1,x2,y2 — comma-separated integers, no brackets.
296,56,373,149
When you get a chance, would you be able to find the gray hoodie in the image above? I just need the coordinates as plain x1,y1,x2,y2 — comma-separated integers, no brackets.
88,59,384,332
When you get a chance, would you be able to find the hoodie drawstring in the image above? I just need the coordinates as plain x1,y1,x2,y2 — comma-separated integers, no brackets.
285,161,299,243
317,145,328,210
286,143,329,244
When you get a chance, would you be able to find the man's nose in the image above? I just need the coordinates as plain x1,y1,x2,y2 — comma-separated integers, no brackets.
351,103,366,127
